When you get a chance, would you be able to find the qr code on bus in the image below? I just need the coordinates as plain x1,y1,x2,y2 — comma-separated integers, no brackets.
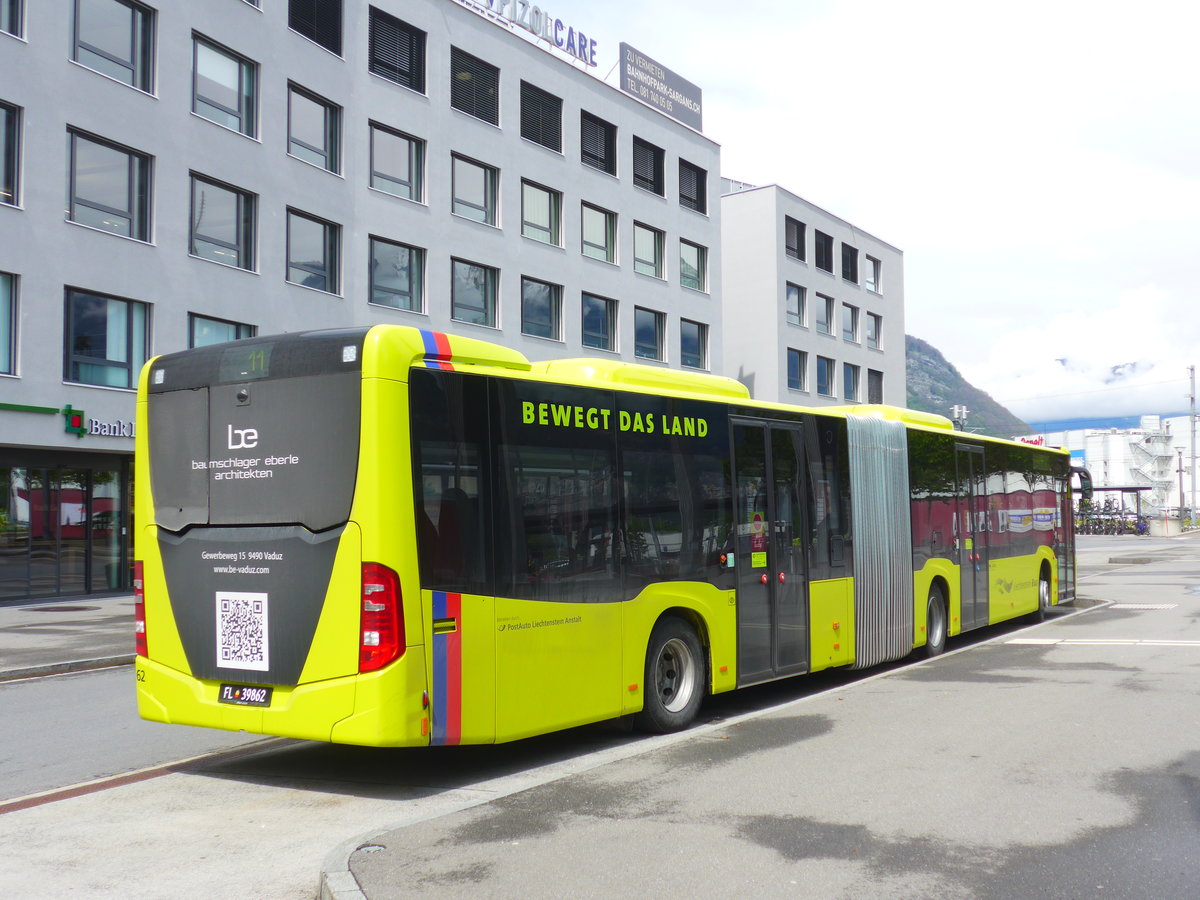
215,592,270,671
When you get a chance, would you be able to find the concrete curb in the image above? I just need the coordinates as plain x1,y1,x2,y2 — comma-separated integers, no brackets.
0,655,135,683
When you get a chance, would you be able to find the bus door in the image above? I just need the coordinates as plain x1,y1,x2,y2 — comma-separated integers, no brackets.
955,444,989,628
732,421,809,684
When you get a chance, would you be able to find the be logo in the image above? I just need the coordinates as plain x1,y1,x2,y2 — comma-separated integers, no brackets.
227,424,259,450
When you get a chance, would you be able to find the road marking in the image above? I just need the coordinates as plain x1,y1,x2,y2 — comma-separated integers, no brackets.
1008,638,1200,647
1108,603,1179,610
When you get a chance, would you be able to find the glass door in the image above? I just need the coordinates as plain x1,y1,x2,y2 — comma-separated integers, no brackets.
955,445,989,628
733,421,810,685
0,466,32,600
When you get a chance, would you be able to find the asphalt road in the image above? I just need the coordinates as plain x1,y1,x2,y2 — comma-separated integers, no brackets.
0,667,261,801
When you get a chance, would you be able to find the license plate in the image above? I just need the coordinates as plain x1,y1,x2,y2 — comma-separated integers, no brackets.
218,684,272,707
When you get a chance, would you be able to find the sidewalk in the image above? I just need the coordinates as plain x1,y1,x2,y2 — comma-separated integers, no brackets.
0,594,135,680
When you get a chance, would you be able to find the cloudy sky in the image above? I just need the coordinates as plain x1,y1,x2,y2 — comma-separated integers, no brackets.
533,0,1199,424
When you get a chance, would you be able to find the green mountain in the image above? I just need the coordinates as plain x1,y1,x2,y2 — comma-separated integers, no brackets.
905,335,1030,439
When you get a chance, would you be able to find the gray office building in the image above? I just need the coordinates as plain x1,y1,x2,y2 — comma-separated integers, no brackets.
0,0,722,601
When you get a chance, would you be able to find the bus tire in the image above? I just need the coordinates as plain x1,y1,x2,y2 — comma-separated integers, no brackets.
1032,567,1051,622
924,585,947,658
636,616,704,733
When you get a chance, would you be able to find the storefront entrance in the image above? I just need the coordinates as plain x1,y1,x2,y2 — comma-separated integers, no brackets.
0,454,131,602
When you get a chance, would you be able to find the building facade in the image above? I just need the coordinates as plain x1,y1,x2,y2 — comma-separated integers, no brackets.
1027,415,1196,517
0,0,722,601
720,183,905,407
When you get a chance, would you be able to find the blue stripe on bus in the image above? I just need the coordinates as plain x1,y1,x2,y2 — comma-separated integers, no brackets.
419,330,453,370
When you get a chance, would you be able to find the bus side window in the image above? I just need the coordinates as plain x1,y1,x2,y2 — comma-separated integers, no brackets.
410,368,492,595
804,415,852,580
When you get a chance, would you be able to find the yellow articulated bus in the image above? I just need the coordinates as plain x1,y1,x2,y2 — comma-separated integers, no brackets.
134,325,1086,746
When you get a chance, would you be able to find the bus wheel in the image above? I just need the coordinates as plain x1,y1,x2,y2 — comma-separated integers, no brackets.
1033,569,1051,622
924,586,947,658
636,617,704,733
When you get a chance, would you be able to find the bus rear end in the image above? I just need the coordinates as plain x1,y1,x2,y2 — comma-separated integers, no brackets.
134,328,428,746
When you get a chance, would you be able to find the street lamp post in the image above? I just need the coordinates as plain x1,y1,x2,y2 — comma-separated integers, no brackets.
1177,446,1186,526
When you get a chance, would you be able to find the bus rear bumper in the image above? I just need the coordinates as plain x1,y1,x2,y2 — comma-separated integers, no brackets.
134,647,429,747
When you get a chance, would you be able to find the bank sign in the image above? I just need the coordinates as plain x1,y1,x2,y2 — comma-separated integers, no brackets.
454,0,598,66
0,401,135,440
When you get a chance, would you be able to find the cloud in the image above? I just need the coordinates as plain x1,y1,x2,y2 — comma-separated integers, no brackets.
960,285,1197,422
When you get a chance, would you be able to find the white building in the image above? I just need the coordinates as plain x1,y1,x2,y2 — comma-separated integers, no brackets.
1026,415,1198,516
720,182,905,407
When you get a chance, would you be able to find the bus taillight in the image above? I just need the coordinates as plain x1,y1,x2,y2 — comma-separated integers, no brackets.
133,561,147,657
360,562,404,673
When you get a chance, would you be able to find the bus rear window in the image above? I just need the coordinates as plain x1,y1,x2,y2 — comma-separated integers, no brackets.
148,372,361,532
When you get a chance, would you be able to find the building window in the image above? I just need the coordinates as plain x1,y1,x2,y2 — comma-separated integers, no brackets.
868,369,883,404
369,122,423,201
369,236,423,312
785,283,805,326
190,174,254,270
521,277,561,340
286,208,339,294
64,287,148,388
287,84,340,172
632,137,664,195
866,312,882,350
521,181,561,245
866,255,881,292
520,82,561,152
785,216,805,261
582,293,616,351
0,271,14,375
844,363,860,401
368,7,425,92
582,203,616,263
452,155,497,225
450,47,499,125
787,349,807,391
680,240,707,292
815,231,834,273
842,303,858,342
1,102,18,206
2,0,23,37
67,130,151,240
815,294,834,335
633,223,664,278
680,319,707,370
73,0,154,92
581,111,616,175
288,0,341,55
634,307,665,361
451,259,497,327
189,313,254,348
842,244,859,283
816,356,834,397
192,36,256,136
678,160,706,213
